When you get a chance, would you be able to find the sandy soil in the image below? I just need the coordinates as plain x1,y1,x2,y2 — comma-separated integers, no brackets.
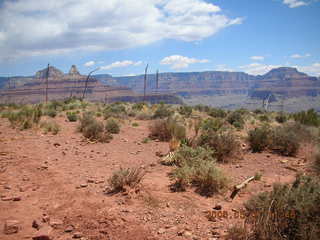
0,115,309,240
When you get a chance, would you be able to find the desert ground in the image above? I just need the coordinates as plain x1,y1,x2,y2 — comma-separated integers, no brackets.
0,102,317,240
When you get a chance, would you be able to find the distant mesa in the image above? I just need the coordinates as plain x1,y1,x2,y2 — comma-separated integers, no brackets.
69,65,80,75
35,66,64,79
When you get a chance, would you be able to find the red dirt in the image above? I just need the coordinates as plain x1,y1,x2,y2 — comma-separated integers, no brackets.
0,115,309,240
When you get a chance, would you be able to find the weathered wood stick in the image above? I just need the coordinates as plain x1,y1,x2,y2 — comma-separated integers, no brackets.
230,176,255,200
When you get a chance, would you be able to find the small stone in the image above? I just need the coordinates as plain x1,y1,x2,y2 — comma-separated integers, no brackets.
264,183,272,187
183,231,193,237
4,220,20,234
13,196,21,201
213,204,222,210
73,232,83,238
32,220,41,230
32,225,53,240
42,214,50,223
158,228,166,234
53,143,61,147
50,219,63,228
266,154,271,158
1,196,13,201
4,185,11,190
65,225,74,233
87,179,95,183
80,183,88,188
166,202,170,208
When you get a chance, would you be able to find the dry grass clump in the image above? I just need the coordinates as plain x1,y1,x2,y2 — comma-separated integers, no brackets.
8,105,42,130
149,117,186,142
107,167,145,193
197,130,241,163
40,120,60,135
78,112,112,142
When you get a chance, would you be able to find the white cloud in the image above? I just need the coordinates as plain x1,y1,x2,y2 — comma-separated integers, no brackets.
100,60,142,70
283,0,307,8
239,63,281,75
214,64,234,72
294,63,320,76
0,0,242,61
84,61,96,67
250,56,265,61
160,55,209,69
290,53,311,59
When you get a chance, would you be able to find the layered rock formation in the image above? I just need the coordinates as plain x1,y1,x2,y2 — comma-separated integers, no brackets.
0,66,181,104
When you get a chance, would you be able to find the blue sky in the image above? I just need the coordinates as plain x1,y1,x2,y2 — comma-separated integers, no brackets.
0,0,319,77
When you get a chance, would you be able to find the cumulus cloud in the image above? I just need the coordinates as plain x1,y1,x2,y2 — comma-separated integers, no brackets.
160,55,209,69
290,53,311,59
100,60,142,70
250,56,265,61
84,61,96,67
239,63,281,75
295,63,320,76
283,0,307,8
0,0,242,61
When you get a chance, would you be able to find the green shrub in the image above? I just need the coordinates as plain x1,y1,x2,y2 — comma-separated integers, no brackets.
132,122,139,127
178,105,193,117
66,111,78,122
78,112,112,142
248,125,272,152
105,118,120,134
292,109,320,127
201,118,224,132
208,108,227,118
227,111,245,129
245,175,320,240
107,167,145,193
40,121,60,135
270,125,300,156
275,113,287,123
149,117,186,142
170,146,228,196
259,114,269,122
8,105,42,130
132,102,146,111
103,103,127,119
43,109,57,118
198,130,240,163
153,104,173,119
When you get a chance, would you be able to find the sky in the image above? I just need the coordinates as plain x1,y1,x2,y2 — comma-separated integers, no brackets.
0,0,319,77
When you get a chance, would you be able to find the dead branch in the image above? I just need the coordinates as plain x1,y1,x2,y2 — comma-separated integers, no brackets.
230,176,255,200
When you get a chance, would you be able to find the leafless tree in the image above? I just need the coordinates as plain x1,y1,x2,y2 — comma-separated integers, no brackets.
45,63,50,103
81,67,100,100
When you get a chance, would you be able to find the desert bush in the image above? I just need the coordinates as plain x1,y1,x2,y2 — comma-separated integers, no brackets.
275,112,287,123
248,125,272,152
313,150,320,175
78,112,112,142
8,105,42,129
132,122,139,127
40,121,60,135
136,112,152,120
153,103,173,119
259,114,270,122
198,130,240,162
208,107,227,118
105,118,120,134
132,102,146,111
245,174,320,240
193,104,210,112
43,109,57,118
66,111,78,122
178,105,193,117
292,109,320,127
270,125,300,156
170,146,228,196
108,167,145,192
201,118,224,132
103,103,127,119
227,110,245,129
149,117,186,142
225,225,249,240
